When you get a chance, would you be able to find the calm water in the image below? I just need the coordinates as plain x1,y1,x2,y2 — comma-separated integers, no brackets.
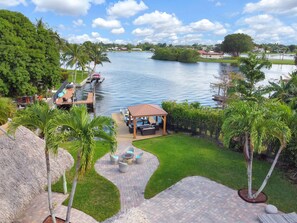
80,52,296,116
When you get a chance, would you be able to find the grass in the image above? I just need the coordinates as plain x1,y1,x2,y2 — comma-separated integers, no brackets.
67,70,89,84
52,141,120,222
197,57,295,65
197,57,238,64
133,134,297,212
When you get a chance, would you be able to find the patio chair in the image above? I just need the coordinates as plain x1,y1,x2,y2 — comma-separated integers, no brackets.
127,147,134,154
135,152,144,164
119,162,128,173
110,154,119,164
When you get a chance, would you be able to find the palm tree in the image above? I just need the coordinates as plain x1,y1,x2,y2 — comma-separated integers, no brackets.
222,100,291,199
84,42,110,73
266,71,297,109
52,105,116,223
9,103,62,223
64,43,88,83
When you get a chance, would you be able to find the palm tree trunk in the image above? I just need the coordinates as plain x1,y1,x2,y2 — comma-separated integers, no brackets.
65,153,81,223
244,132,253,199
74,69,77,84
63,171,67,194
252,146,284,198
45,150,57,223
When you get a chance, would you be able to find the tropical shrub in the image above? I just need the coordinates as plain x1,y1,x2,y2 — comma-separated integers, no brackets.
162,101,223,140
0,97,16,125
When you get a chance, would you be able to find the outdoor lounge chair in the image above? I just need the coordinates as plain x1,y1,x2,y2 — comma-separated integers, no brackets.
119,162,128,173
127,147,134,154
110,154,119,164
135,152,144,164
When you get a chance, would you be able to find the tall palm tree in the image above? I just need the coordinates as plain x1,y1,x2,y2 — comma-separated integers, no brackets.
84,42,110,73
64,43,88,83
52,105,117,223
222,100,291,199
9,103,62,223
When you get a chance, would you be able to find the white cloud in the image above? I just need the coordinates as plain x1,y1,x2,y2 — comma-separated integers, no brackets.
111,27,125,34
132,28,154,36
114,39,128,44
92,18,121,28
215,1,222,7
73,19,85,27
0,0,26,7
91,0,105,4
107,0,148,18
134,10,182,30
67,32,111,43
235,14,296,43
32,0,91,15
190,19,227,35
91,32,112,43
67,34,92,43
244,0,297,15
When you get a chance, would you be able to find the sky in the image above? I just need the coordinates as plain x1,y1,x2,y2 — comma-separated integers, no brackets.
1,0,297,45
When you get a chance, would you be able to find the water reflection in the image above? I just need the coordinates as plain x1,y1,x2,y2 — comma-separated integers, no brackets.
79,52,295,116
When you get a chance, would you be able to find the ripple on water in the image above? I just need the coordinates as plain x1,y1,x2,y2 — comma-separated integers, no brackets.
78,52,296,116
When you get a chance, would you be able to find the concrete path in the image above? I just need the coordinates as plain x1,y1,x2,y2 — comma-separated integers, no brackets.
95,113,160,211
108,176,267,223
16,192,97,223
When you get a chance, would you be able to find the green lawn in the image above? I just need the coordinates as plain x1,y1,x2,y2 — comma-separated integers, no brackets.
67,70,89,84
197,57,294,65
52,141,120,222
133,134,297,212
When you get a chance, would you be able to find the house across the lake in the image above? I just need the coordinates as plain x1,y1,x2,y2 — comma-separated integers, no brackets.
198,50,224,59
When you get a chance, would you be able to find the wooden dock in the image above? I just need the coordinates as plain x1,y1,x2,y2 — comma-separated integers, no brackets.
55,88,94,111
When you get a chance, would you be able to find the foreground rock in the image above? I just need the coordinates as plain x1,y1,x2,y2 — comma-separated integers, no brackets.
0,126,74,223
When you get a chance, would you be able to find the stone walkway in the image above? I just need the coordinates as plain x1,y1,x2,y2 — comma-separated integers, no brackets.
108,176,267,223
16,192,97,223
95,113,160,211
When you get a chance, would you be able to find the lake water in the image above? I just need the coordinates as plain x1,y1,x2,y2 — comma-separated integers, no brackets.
80,52,296,116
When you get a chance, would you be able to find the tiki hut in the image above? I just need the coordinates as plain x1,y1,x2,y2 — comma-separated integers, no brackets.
0,126,74,222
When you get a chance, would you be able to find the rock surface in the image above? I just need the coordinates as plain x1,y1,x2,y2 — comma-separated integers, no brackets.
265,204,278,214
0,126,74,223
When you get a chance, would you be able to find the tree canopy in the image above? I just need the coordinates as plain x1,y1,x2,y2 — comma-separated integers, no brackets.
0,10,60,97
221,33,254,57
152,47,200,63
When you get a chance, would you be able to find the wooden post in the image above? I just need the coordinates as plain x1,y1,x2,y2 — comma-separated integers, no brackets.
133,117,136,139
163,116,167,135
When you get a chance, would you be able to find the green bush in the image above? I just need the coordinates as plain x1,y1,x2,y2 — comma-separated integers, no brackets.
152,48,200,63
0,97,16,125
162,101,223,140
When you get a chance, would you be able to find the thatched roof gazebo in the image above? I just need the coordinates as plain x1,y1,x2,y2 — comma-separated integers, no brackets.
127,104,168,139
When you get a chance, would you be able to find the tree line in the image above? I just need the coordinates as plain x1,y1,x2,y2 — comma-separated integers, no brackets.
152,47,200,63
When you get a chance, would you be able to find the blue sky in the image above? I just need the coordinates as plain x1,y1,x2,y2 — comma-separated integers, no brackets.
1,0,297,45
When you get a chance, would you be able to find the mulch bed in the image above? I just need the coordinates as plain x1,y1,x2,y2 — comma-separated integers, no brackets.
238,188,268,203
43,215,69,223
